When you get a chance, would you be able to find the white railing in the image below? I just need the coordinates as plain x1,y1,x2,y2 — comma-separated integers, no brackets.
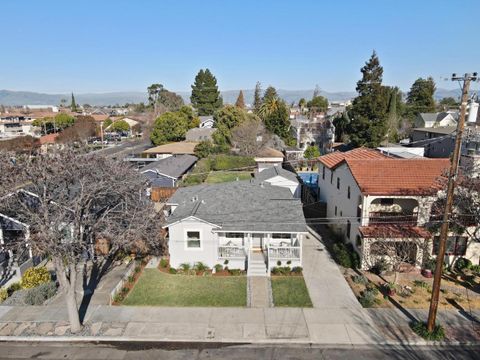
267,246,301,260
218,246,246,259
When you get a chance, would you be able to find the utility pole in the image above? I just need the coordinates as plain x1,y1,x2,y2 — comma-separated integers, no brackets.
427,72,478,332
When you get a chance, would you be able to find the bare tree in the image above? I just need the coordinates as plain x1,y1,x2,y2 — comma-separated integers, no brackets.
0,148,164,333
231,117,271,156
56,116,97,144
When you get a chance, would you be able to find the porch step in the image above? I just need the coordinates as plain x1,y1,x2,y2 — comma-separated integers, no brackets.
248,260,267,276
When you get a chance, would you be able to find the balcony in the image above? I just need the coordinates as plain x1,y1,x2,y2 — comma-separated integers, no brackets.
218,246,246,259
368,212,418,225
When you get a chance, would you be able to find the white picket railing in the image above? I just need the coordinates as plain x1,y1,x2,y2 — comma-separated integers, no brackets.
267,246,301,260
218,246,246,259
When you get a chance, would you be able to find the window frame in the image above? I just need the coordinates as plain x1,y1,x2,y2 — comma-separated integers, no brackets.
432,235,468,256
185,230,202,250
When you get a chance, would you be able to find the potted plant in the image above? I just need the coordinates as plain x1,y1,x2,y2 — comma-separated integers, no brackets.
383,282,396,296
422,257,436,278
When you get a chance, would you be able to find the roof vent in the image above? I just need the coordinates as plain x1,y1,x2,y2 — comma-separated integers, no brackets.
191,196,198,202
201,199,206,204
260,181,264,188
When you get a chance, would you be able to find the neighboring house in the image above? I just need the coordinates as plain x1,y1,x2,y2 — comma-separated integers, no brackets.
141,154,198,188
143,141,198,159
414,112,458,128
185,128,216,142
199,116,214,128
460,131,480,178
39,133,60,152
254,147,284,172
290,116,335,153
377,146,425,159
0,121,39,139
317,150,479,268
410,127,456,158
164,180,307,276
254,165,301,198
0,211,36,287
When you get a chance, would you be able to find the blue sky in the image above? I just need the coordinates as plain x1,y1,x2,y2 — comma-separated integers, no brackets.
2,0,479,93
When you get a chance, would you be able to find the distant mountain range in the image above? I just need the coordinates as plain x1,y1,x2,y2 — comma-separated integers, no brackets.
0,88,464,107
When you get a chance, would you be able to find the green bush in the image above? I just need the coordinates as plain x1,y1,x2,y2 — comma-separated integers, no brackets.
423,257,437,271
455,257,472,272
359,289,377,307
332,243,360,269
210,155,255,171
168,267,177,274
182,158,211,185
291,266,303,273
471,264,480,274
179,263,191,271
276,260,282,266
7,282,21,296
24,282,57,305
228,269,242,276
128,275,135,283
0,288,8,303
21,267,51,289
410,321,445,341
194,262,209,272
352,274,369,285
371,258,388,275
214,264,223,273
223,259,229,265
159,258,169,268
134,266,141,274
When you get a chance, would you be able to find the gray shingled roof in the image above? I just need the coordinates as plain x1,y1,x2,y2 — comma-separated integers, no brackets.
255,166,300,183
185,128,216,141
166,180,307,233
141,155,198,179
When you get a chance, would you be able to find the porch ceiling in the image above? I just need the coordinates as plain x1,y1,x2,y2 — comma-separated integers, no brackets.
359,225,432,239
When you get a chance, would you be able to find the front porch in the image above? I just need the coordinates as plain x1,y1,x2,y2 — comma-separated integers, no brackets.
216,232,303,276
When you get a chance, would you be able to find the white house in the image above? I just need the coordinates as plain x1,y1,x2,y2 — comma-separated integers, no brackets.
414,112,457,128
317,148,479,268
164,180,307,276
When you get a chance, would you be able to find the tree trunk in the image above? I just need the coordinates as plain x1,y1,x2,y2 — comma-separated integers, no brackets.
53,257,82,333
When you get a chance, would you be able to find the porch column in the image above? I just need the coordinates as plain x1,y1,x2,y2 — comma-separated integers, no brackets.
26,228,33,258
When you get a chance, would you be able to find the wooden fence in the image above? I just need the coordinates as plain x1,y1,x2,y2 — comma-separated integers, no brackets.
151,187,177,202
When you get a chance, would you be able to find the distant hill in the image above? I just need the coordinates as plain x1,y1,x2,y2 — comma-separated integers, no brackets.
0,88,464,107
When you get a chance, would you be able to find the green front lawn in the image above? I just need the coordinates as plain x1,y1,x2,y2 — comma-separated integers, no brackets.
205,171,252,184
271,276,313,307
122,269,247,307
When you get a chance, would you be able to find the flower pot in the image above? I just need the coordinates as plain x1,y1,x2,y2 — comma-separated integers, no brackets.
421,269,433,278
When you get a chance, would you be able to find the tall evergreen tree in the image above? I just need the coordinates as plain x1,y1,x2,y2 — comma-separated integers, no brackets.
313,84,321,98
70,93,78,112
190,69,223,116
235,90,245,109
253,81,262,113
347,51,389,147
406,77,436,119
262,86,278,103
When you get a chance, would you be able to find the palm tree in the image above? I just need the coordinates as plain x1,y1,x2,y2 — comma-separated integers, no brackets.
258,96,284,119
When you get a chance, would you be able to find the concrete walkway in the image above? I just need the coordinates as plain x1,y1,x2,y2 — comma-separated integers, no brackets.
248,277,271,308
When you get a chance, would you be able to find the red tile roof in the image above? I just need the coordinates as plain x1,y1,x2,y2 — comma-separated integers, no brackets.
359,225,432,238
347,158,449,196
318,147,388,169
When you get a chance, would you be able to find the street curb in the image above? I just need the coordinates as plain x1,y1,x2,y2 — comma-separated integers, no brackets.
1,336,480,347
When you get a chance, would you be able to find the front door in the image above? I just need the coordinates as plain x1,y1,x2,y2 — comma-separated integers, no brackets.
252,234,263,251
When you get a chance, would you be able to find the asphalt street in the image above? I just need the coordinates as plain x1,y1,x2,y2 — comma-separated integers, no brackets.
0,342,478,360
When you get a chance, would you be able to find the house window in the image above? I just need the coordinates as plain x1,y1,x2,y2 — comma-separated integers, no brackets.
322,166,325,180
330,171,334,184
346,220,351,239
433,236,468,256
380,198,394,206
356,235,362,247
186,231,201,248
347,186,351,199
337,177,340,190
335,206,337,216
226,232,243,238
272,233,291,239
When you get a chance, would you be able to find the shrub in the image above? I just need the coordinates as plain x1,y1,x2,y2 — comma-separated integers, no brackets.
423,257,437,271
24,282,57,305
194,262,209,272
359,289,377,308
159,258,169,268
365,283,379,295
134,266,141,274
214,264,223,273
0,288,8,303
352,274,369,285
277,260,282,266
21,267,51,289
113,294,124,303
168,267,177,274
455,257,472,272
127,275,135,283
291,266,303,274
413,280,429,289
332,243,359,269
228,269,242,276
121,287,129,294
410,321,445,341
371,258,388,275
271,267,280,275
471,264,480,274
223,259,229,265
7,282,21,296
179,263,191,271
